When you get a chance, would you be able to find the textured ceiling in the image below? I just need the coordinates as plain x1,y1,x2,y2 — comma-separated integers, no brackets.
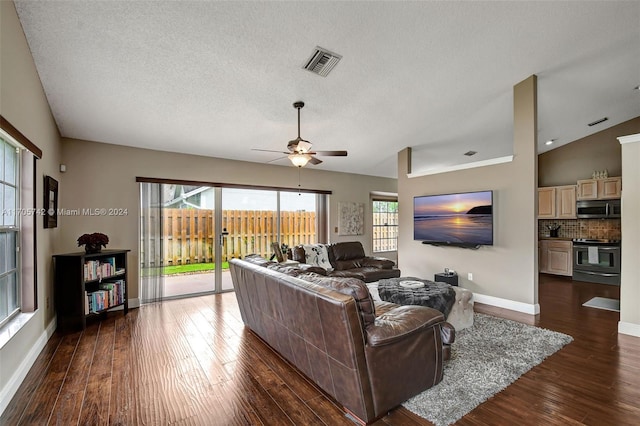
13,1,640,178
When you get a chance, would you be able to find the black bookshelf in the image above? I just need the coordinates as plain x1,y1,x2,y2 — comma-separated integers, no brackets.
53,249,130,331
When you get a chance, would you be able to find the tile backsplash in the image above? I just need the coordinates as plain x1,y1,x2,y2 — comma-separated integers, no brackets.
538,219,621,240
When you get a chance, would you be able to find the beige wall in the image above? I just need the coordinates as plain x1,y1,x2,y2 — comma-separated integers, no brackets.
538,117,639,187
397,76,538,309
59,138,397,300
0,0,61,406
619,135,640,336
0,0,395,407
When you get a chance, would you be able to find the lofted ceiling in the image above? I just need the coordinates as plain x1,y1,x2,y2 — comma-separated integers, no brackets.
12,1,640,178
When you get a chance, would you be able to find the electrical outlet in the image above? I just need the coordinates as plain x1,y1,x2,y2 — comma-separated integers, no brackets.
468,272,473,281
46,297,50,309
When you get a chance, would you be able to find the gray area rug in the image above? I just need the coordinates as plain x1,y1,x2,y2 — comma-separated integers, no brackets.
582,297,620,312
403,313,573,426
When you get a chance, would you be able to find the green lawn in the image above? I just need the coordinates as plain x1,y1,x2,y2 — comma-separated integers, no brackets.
141,262,230,276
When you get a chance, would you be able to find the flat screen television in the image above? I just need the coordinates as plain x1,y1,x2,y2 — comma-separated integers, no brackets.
414,190,493,247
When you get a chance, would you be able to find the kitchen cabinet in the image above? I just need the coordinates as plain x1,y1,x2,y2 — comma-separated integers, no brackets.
539,240,573,276
538,185,576,219
576,177,621,200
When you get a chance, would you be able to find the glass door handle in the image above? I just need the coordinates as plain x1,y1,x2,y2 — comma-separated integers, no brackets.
219,228,229,246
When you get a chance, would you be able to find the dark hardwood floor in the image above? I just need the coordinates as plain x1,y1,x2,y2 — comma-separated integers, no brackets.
3,274,639,425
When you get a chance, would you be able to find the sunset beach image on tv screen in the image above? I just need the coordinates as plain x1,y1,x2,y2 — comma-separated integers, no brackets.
413,191,493,245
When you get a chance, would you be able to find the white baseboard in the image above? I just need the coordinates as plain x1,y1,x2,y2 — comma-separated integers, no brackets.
473,293,540,315
0,317,57,416
107,298,140,311
618,321,640,337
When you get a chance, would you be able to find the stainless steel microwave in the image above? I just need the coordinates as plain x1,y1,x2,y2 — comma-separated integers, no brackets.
576,199,621,219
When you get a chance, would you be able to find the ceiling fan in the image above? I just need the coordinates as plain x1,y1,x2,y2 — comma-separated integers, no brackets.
253,101,348,167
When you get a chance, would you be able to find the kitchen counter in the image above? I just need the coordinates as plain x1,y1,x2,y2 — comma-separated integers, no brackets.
539,237,574,241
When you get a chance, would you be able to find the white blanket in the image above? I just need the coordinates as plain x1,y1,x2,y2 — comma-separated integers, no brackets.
302,244,334,270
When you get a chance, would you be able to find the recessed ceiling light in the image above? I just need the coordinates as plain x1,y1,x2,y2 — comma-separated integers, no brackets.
545,139,556,146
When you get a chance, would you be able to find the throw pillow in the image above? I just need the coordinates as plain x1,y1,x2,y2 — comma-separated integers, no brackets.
302,244,334,271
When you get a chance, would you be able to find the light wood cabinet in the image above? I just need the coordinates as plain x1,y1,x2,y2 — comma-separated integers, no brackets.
556,185,577,218
538,187,556,218
539,240,573,276
598,177,622,199
538,185,576,219
576,180,598,200
577,177,621,200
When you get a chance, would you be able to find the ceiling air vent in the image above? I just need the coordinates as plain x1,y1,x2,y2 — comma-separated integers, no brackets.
464,151,477,156
588,117,608,127
303,46,342,77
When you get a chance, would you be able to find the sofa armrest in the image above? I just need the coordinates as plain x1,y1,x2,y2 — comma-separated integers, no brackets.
366,305,444,347
364,305,448,415
360,256,395,269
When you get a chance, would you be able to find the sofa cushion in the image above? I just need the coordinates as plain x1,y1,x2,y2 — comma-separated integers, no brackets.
333,259,362,271
302,244,334,270
330,241,366,261
374,300,398,316
299,273,376,328
329,267,401,283
292,245,306,262
243,254,275,267
266,263,305,277
361,257,395,269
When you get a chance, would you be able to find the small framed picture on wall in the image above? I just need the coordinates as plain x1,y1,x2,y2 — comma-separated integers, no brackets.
44,175,58,228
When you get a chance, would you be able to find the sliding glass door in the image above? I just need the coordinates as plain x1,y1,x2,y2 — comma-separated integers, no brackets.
140,182,325,301
140,183,222,301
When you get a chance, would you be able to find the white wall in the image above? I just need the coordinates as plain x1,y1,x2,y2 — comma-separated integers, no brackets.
618,133,640,337
397,76,539,313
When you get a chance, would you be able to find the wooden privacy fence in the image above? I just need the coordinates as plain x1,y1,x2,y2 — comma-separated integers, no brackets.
152,209,316,265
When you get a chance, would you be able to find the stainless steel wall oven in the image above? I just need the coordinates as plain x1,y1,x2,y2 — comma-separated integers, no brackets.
572,239,621,285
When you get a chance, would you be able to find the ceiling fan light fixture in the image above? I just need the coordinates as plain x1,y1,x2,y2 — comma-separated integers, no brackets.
288,153,311,167
291,139,312,153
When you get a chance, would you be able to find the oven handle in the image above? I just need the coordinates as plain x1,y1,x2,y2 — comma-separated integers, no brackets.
574,246,619,251
574,270,620,277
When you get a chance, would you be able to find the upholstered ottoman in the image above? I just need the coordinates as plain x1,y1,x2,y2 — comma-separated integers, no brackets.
376,277,474,330
446,286,474,330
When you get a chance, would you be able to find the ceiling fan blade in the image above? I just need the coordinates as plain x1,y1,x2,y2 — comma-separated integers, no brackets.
308,156,323,165
252,148,289,154
266,156,288,164
313,150,348,156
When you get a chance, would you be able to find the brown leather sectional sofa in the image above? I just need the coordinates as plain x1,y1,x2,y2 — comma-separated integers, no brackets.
230,256,455,424
291,241,401,282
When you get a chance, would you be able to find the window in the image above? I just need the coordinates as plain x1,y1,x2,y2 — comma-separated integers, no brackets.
372,200,398,253
0,137,20,326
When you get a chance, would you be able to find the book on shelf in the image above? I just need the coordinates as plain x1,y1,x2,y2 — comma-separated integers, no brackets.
86,279,126,314
83,257,120,282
